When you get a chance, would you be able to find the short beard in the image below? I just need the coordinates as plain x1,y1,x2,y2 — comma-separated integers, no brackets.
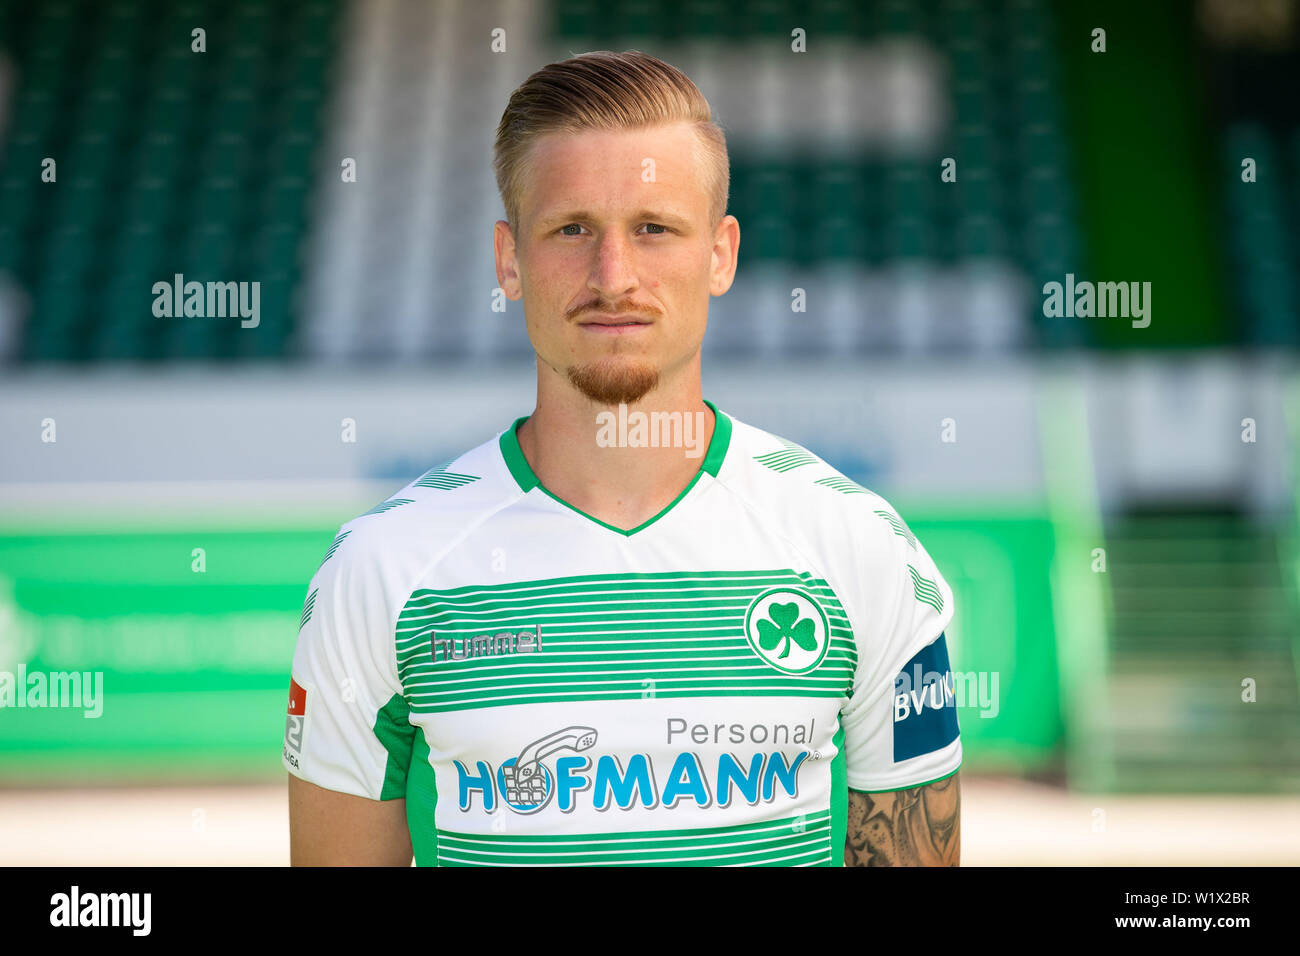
567,358,659,406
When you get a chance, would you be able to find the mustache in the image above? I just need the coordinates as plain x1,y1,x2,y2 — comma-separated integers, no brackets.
567,301,662,321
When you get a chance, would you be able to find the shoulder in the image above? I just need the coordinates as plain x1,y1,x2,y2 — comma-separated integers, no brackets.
312,426,527,597
712,412,917,575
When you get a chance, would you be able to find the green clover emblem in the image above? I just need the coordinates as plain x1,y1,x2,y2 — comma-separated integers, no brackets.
756,602,818,660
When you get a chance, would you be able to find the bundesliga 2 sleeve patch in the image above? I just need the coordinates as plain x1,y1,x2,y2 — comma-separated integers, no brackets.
892,632,960,762
283,677,309,772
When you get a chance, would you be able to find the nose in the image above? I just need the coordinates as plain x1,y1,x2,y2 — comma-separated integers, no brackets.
587,229,638,301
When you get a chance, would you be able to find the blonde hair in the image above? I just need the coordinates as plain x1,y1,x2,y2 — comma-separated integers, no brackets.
493,50,729,230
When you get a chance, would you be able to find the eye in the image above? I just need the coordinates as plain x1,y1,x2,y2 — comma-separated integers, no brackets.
641,223,668,234
559,223,585,236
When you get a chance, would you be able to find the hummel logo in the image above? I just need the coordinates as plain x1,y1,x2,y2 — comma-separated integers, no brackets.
433,624,544,662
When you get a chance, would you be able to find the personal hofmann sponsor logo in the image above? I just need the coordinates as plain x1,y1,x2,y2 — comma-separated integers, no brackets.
432,623,543,662
742,588,830,675
0,667,103,718
49,886,151,936
455,719,816,815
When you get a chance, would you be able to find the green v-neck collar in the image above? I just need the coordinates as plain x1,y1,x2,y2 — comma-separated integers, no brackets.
498,399,732,537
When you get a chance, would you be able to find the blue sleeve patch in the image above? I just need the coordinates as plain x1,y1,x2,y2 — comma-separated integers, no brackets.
892,631,960,762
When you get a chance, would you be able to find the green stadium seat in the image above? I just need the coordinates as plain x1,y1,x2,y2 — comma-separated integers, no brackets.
609,0,659,39
53,175,111,230
680,0,729,38
295,1,337,43
1021,165,1070,218
806,164,868,261
196,130,253,180
1023,212,1080,277
554,0,600,38
884,216,938,260
102,0,145,32
275,87,324,130
746,0,792,39
120,175,178,228
2,0,339,362
0,171,38,232
0,222,24,273
281,45,330,87
259,177,311,227
1010,79,1057,128
875,0,926,36
151,46,204,89
939,0,986,35
229,6,273,36
208,89,260,135
956,164,1004,218
164,0,221,21
182,223,237,276
110,221,166,273
947,39,993,86
94,295,157,361
1018,123,1064,168
961,213,1010,259
882,162,936,224
264,130,315,178
252,223,301,276
65,125,121,171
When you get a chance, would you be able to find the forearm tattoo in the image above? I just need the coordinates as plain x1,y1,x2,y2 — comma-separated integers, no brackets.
844,773,960,866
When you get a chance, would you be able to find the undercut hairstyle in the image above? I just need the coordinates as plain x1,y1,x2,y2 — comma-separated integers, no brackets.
493,50,730,231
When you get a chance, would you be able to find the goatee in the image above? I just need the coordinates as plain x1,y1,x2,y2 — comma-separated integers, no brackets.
567,358,659,406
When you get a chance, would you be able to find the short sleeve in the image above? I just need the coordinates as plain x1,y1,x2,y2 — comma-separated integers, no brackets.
282,525,415,800
839,510,962,792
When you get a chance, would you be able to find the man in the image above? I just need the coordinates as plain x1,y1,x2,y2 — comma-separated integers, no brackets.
285,50,961,866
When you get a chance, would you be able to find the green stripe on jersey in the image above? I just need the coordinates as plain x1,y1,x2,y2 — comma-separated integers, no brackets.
374,692,416,800
906,564,944,613
317,530,350,571
298,587,317,633
361,498,414,517
815,475,871,495
395,570,856,713
754,438,820,473
414,467,480,490
874,508,917,548
435,809,833,866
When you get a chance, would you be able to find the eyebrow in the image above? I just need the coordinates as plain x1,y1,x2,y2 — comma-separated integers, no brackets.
534,209,693,231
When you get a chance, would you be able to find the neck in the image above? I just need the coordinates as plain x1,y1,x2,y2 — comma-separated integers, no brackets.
515,356,716,532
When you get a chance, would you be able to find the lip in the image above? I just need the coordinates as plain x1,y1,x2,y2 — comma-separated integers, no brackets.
577,314,654,333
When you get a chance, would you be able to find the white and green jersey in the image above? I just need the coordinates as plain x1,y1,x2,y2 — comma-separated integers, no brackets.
283,400,961,866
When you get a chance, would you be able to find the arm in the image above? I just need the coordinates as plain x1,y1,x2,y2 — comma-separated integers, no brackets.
284,523,418,865
844,770,960,866
289,774,413,866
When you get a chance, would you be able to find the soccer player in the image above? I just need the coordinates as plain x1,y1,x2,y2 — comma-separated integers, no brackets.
285,50,961,866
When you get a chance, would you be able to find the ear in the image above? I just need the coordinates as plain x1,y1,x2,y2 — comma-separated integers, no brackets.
708,214,740,297
494,219,523,300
